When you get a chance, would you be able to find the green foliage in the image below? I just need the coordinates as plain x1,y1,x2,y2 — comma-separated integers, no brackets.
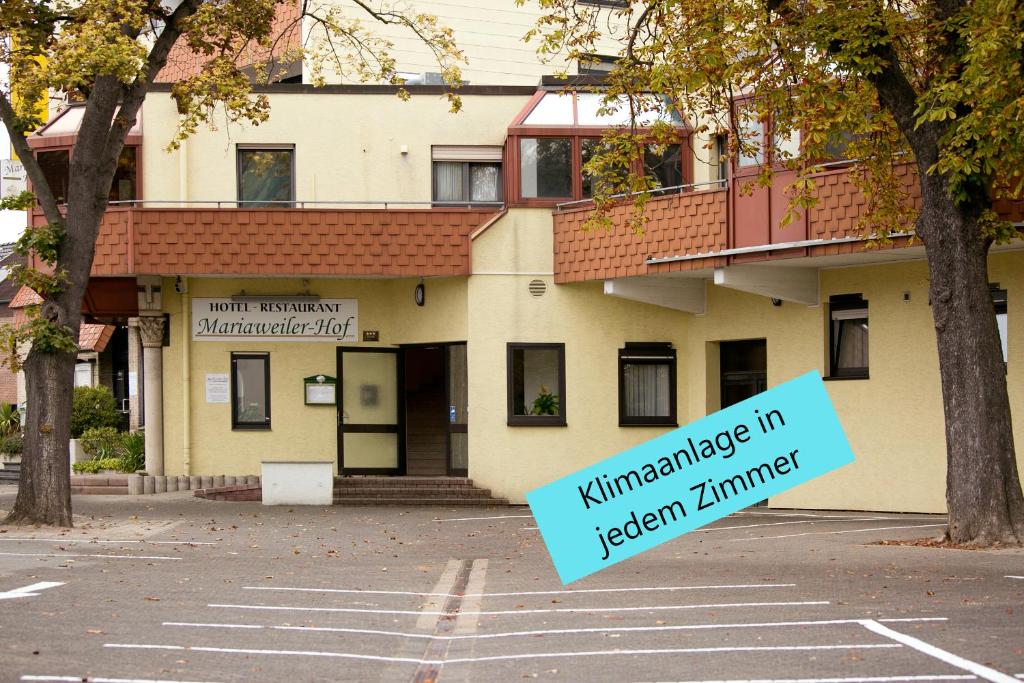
0,433,22,455
0,191,34,212
119,430,145,473
0,402,20,437
15,222,66,266
525,0,1018,240
71,386,121,438
531,385,560,416
80,426,124,460
72,457,122,474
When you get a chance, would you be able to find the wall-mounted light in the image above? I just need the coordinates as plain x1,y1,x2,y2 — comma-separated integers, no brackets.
771,298,782,307
414,282,426,307
400,145,409,155
174,276,187,294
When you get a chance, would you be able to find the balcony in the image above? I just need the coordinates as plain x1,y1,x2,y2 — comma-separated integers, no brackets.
553,166,1024,284
78,202,503,278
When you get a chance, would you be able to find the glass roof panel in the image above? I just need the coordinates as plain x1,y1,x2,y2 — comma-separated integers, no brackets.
576,93,683,126
523,92,576,125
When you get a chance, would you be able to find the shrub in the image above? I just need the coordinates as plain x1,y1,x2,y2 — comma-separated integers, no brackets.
71,386,120,438
0,433,22,454
0,402,20,437
119,430,145,473
80,426,124,460
72,457,122,474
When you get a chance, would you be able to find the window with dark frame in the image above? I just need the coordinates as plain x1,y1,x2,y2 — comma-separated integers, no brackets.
714,133,728,184
35,146,138,204
619,343,677,426
643,143,684,193
37,149,70,204
507,343,566,426
992,284,1008,365
432,161,502,204
519,137,573,199
237,146,294,207
231,353,271,429
829,294,869,379
577,54,617,75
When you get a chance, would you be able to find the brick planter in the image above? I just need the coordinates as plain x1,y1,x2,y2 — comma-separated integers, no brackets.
194,484,262,502
70,475,129,495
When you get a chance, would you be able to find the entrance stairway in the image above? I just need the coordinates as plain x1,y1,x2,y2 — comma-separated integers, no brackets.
333,476,508,506
0,461,19,484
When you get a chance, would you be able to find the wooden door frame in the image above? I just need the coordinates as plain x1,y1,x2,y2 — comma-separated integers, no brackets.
336,346,405,476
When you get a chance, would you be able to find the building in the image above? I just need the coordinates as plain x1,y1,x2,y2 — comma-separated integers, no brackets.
16,1,1024,511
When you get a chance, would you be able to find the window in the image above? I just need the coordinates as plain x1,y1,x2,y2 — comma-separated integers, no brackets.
74,362,93,387
992,285,1008,364
581,138,607,199
713,134,728,184
737,113,764,167
231,353,271,429
237,146,294,207
432,162,502,204
110,146,137,202
643,144,683,193
829,295,869,379
619,343,677,426
578,54,617,75
37,150,70,203
507,343,566,426
520,138,572,199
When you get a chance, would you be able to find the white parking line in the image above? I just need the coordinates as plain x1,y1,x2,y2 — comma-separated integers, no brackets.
859,620,1017,683
23,676,223,683
0,551,181,561
0,538,216,546
209,599,829,617
104,642,901,665
731,511,942,521
241,582,796,598
1006,576,1024,580
727,524,945,541
644,676,976,683
701,520,882,532
162,616,948,641
435,514,533,522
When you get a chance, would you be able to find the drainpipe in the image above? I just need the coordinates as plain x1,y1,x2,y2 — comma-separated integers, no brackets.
178,138,188,202
181,279,192,475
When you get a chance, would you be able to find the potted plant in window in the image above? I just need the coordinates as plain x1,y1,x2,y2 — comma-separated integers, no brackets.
531,385,559,416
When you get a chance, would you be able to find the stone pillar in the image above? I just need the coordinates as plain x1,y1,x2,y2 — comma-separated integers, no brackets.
138,315,165,477
126,318,144,431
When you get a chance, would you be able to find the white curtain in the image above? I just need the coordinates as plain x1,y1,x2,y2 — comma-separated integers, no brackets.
623,364,670,416
434,162,464,202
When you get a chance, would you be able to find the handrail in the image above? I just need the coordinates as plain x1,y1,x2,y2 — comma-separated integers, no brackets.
106,199,506,210
554,179,727,211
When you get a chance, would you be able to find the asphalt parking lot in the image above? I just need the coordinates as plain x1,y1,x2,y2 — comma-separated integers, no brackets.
0,490,1021,683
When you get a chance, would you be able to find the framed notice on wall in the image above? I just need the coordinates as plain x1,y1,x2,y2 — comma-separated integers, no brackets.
304,375,337,405
206,374,230,403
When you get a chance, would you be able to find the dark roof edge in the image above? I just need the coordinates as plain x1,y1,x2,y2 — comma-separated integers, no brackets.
150,82,539,96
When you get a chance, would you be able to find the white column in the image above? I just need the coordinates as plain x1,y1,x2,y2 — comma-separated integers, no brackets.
137,315,165,476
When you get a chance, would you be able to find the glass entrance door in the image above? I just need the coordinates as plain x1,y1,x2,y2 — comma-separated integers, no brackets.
337,347,402,474
447,343,468,476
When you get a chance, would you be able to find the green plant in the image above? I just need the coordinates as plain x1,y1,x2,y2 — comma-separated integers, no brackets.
0,433,22,455
80,426,124,460
531,385,560,416
72,457,122,474
71,386,121,438
0,403,20,437
119,431,145,473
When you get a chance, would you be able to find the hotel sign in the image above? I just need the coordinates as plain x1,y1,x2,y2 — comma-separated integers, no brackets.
191,298,358,342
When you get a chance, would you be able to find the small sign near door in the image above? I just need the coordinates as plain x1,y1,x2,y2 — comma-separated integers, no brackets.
449,405,457,423
205,374,230,403
362,330,380,342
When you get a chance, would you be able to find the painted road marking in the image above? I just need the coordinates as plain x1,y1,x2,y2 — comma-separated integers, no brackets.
1006,576,1024,580
435,514,534,522
241,582,797,598
162,616,949,641
731,511,943,521
728,524,945,541
0,538,216,546
208,599,830,617
0,581,64,600
859,619,1017,683
104,643,901,665
700,520,882,532
0,551,181,561
642,677,977,683
416,559,461,630
455,558,488,634
23,677,223,683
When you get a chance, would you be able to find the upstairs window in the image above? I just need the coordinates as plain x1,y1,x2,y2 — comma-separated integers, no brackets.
578,54,617,75
35,147,138,204
520,138,572,199
643,144,684,193
619,343,677,426
992,285,1008,364
829,294,869,379
37,150,70,204
237,146,294,207
431,146,503,205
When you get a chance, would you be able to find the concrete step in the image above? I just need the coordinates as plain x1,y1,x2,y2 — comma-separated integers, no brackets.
332,497,509,506
333,478,475,488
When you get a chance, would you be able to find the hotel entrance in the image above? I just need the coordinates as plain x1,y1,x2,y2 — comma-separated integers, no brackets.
337,343,468,476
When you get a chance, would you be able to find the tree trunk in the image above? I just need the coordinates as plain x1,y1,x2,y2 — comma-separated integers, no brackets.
919,191,1024,546
3,348,76,527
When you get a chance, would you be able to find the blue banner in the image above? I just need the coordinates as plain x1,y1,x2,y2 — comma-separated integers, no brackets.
526,371,855,584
